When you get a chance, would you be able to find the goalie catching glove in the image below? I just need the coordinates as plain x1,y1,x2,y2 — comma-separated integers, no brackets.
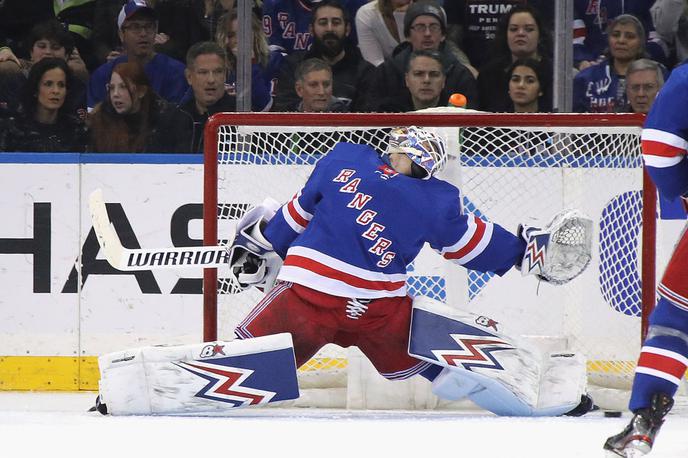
227,198,283,292
518,209,593,285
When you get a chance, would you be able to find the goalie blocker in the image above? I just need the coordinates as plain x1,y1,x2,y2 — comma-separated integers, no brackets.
226,197,283,292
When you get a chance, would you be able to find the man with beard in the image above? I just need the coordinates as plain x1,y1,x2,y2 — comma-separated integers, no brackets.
87,0,188,111
263,0,368,54
366,1,478,111
272,0,375,112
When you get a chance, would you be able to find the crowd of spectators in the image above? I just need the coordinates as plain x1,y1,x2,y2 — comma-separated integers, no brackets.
0,0,683,153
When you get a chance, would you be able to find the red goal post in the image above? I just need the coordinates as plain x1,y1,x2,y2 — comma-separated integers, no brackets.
202,111,656,400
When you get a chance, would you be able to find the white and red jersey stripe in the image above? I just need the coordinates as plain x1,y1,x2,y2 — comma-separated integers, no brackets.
658,283,688,312
282,190,313,233
277,246,408,299
635,346,688,387
439,214,494,265
642,128,687,168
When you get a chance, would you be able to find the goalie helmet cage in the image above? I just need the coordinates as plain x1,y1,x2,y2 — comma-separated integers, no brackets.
203,112,656,407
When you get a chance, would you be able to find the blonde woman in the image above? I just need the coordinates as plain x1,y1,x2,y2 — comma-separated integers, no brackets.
215,9,283,111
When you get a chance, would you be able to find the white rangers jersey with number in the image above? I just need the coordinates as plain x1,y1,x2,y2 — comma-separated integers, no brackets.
263,142,526,299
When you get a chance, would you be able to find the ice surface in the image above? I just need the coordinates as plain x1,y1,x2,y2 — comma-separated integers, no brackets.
1,391,687,458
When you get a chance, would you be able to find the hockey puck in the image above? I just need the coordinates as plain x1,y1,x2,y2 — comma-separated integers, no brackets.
604,411,623,418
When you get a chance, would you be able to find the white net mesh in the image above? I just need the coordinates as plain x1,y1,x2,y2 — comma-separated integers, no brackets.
205,113,648,408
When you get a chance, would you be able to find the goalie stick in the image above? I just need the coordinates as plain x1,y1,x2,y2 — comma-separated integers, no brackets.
88,189,228,271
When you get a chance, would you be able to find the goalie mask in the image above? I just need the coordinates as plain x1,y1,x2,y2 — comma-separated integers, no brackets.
384,126,448,179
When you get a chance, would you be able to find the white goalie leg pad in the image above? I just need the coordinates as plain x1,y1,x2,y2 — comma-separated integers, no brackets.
98,333,299,415
408,296,587,416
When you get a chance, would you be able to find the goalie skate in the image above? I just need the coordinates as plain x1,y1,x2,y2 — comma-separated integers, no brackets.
603,393,673,457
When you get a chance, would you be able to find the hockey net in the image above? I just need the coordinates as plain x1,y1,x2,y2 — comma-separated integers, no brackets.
203,111,656,410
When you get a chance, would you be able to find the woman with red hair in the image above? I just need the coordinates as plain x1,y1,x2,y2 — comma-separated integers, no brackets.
88,61,189,152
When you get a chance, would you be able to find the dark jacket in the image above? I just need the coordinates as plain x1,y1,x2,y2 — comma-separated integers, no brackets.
273,43,375,113
1,114,87,152
153,0,213,63
374,88,450,112
366,41,478,112
177,92,238,153
478,55,553,113
284,95,351,113
87,96,190,153
149,100,196,153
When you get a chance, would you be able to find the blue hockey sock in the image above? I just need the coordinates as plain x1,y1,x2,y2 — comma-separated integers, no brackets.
629,297,688,411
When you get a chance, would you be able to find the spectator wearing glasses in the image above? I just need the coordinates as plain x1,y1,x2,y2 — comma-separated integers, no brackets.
87,0,189,111
366,1,478,111
624,58,664,114
572,14,661,113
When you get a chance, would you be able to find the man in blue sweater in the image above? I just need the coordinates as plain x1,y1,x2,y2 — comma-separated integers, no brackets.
87,0,188,111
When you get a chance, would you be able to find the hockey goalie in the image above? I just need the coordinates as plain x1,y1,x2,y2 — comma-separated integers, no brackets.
93,126,594,416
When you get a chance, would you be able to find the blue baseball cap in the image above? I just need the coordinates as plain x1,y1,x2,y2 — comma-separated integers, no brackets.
117,0,156,30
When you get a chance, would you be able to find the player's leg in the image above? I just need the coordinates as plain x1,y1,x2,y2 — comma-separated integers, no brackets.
353,295,436,380
602,299,682,456
235,281,335,367
629,298,688,411
604,231,688,456
604,231,688,455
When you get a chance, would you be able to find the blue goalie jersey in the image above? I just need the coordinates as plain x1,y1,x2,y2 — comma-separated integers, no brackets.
263,142,526,299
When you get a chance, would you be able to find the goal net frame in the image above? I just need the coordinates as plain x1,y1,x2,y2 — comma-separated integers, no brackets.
202,111,656,405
